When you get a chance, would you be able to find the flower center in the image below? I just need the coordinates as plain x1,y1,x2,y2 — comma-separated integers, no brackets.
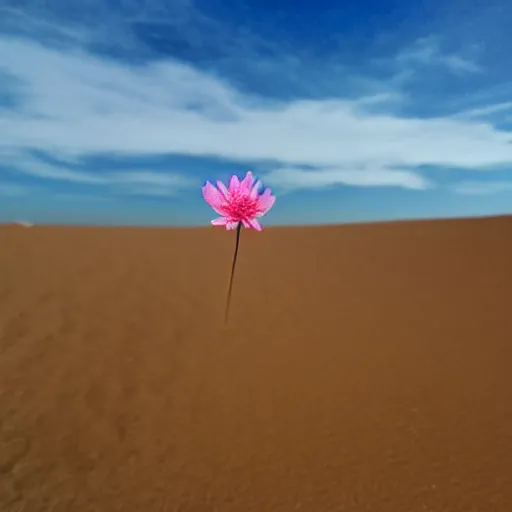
229,193,258,221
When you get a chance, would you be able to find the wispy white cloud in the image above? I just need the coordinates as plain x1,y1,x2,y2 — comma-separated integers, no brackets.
111,171,191,187
453,180,512,195
395,36,482,75
442,55,482,74
109,170,193,196
0,30,510,193
16,159,106,184
456,101,512,120
1,151,192,196
265,167,431,190
0,182,32,196
0,5,92,44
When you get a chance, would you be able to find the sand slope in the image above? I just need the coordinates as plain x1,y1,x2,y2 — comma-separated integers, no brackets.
0,216,511,511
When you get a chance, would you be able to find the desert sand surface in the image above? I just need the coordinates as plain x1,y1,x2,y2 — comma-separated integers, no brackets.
0,215,511,511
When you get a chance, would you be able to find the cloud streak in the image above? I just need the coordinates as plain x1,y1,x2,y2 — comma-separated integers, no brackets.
1,151,192,196
453,181,512,195
395,36,482,75
265,167,431,191
0,182,31,197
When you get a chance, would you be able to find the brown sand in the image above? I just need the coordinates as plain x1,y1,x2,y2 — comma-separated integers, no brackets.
0,216,511,511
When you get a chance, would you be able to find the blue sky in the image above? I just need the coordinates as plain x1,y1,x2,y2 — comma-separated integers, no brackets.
1,0,512,226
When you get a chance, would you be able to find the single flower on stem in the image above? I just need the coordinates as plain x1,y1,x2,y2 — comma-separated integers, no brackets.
202,171,276,323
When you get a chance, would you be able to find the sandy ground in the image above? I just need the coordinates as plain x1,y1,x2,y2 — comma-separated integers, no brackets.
0,216,511,511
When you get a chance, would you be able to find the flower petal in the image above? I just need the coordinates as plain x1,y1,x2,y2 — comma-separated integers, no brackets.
211,217,228,227
249,180,261,199
228,175,240,193
256,188,276,215
240,171,254,193
247,218,262,231
226,221,239,230
202,181,225,214
217,180,229,199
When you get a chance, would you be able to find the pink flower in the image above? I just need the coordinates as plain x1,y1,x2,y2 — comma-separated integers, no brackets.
202,171,276,231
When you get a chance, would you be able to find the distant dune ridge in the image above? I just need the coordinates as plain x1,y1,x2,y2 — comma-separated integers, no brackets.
0,215,511,511
12,220,34,228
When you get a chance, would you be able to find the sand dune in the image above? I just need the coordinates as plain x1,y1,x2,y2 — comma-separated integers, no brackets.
0,216,511,511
